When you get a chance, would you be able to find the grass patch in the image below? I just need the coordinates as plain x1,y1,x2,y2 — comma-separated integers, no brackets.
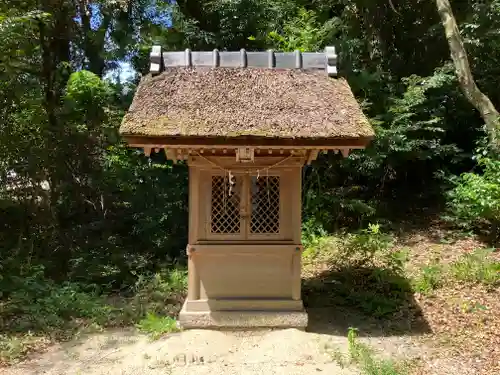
449,248,499,286
412,263,444,294
302,232,342,264
347,328,409,375
412,248,499,295
0,334,50,365
323,342,349,369
136,312,179,339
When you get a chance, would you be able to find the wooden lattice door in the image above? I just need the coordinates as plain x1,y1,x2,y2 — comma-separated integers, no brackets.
205,171,287,241
210,175,243,238
248,175,281,239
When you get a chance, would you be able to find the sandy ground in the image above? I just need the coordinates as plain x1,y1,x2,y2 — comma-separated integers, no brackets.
2,328,426,375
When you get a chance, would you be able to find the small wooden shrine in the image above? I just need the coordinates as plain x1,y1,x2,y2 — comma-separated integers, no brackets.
120,46,374,329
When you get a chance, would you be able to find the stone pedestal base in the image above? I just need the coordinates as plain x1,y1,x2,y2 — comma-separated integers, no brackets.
178,300,308,329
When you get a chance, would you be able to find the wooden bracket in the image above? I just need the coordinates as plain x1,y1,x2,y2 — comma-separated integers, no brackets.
186,245,196,257
306,150,320,165
340,148,351,158
165,148,176,162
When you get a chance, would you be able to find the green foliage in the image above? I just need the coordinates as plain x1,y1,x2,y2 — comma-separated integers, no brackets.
301,219,341,262
344,270,411,318
136,313,179,339
0,262,112,333
449,248,500,286
303,224,411,319
340,224,395,268
411,249,499,295
66,71,111,106
347,328,408,375
412,263,445,294
302,222,403,272
462,0,500,108
303,67,470,230
0,261,186,363
129,268,188,319
266,8,337,51
0,333,48,364
1,0,500,363
446,156,500,241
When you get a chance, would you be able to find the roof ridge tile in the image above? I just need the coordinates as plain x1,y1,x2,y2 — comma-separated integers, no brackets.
150,47,337,77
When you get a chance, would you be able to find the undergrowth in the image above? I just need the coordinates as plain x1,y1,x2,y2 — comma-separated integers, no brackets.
412,263,445,294
347,328,409,375
302,223,413,319
325,328,412,374
0,265,187,364
449,248,499,286
303,221,499,323
136,313,180,339
412,248,499,294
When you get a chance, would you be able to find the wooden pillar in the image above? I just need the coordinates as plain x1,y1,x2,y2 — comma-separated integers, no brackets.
291,166,303,301
187,252,200,300
291,248,302,301
187,167,200,300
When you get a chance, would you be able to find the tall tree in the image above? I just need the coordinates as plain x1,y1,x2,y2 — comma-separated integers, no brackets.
436,0,500,148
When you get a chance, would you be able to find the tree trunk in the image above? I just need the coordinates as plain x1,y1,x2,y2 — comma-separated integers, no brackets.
435,0,500,148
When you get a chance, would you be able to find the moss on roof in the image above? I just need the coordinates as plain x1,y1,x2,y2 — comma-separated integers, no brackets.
120,67,374,141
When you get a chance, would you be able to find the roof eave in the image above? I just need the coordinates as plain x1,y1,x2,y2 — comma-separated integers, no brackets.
121,134,375,149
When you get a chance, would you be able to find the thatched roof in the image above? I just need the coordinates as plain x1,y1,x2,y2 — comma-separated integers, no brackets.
120,48,374,146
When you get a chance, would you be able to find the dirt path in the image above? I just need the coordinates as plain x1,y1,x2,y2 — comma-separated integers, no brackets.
3,328,427,375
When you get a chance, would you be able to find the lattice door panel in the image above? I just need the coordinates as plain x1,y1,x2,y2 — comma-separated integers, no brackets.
250,176,280,234
210,175,242,234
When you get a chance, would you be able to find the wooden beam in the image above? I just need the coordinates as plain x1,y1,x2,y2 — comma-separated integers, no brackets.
306,150,320,165
130,143,366,151
143,147,152,157
123,135,373,148
188,155,306,168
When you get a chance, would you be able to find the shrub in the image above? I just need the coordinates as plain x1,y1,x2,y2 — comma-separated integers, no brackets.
340,223,395,268
302,222,341,262
0,263,112,333
130,268,187,318
1,257,187,337
446,156,500,242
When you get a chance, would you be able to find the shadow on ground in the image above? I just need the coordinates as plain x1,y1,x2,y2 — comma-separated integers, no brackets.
303,265,431,337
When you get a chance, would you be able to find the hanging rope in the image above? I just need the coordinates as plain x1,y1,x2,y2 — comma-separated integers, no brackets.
194,151,293,214
193,151,294,176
